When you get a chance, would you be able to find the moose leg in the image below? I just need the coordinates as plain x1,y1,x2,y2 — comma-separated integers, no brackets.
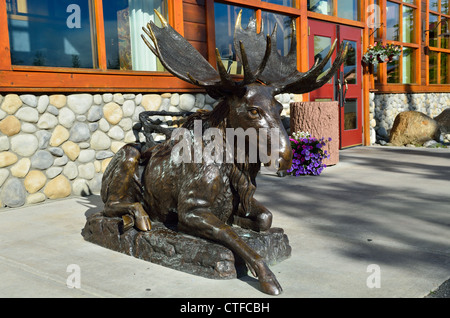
101,144,151,232
178,209,282,295
233,198,273,232
104,201,151,232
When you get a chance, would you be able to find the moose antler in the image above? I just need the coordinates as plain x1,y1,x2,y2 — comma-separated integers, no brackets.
141,10,271,98
234,10,348,94
142,10,347,97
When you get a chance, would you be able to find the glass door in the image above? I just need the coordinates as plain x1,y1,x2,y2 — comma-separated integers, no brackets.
338,25,362,148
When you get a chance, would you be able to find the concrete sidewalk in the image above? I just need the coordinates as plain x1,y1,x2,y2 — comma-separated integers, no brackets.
0,146,449,298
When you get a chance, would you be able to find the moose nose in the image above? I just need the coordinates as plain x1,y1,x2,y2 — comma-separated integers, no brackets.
276,157,292,177
276,145,293,177
275,126,293,177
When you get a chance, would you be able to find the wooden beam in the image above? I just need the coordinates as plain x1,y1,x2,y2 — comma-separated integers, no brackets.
0,69,201,93
170,0,185,36
298,0,309,101
363,0,371,146
93,0,107,71
205,0,217,67
0,0,12,71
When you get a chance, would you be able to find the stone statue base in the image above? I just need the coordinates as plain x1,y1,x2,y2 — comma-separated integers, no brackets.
82,212,291,279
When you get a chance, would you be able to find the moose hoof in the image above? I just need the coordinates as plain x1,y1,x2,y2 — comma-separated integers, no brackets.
121,214,152,232
251,261,283,296
122,215,134,232
135,215,152,232
260,278,283,296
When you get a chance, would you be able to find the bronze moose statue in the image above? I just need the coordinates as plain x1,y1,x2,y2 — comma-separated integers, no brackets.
100,10,347,295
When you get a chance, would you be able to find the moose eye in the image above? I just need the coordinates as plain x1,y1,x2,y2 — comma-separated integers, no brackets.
248,108,259,116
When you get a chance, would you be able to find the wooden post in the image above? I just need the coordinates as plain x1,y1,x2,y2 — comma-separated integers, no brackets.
0,0,12,71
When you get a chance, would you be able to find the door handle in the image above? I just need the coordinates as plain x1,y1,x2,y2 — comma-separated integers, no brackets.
339,79,348,108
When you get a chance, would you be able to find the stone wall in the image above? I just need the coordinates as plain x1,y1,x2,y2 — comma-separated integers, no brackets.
369,92,450,144
0,92,297,209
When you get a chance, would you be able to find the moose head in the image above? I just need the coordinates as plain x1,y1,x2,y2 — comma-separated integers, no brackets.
142,10,348,174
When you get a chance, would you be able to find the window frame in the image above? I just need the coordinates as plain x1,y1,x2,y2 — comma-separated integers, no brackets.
427,0,450,84
0,0,196,93
307,0,365,23
371,0,421,87
369,0,422,93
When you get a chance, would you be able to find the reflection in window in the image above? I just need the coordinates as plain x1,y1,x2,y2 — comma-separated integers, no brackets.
429,51,438,84
386,1,400,41
7,0,94,68
103,0,167,71
443,0,450,14
344,99,357,131
402,47,415,84
261,0,294,7
387,54,400,83
402,5,414,43
314,36,332,82
337,0,360,21
308,0,333,16
260,11,293,57
430,0,438,11
429,14,439,47
441,53,450,84
214,3,255,75
343,40,357,84
441,20,449,49
373,61,380,83
372,0,381,40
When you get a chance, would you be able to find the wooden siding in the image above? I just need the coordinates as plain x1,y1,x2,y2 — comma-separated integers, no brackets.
183,0,208,58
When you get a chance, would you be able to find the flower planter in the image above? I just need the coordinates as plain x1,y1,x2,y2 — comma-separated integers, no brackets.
290,101,340,166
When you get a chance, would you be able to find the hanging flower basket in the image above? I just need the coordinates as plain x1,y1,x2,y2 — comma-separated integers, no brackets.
362,42,401,66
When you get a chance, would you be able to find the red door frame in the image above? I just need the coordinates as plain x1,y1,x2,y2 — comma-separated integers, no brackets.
308,20,336,102
339,25,363,148
308,20,363,149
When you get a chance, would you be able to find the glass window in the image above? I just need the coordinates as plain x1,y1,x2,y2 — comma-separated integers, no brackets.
343,40,357,84
337,0,360,21
7,0,95,68
430,0,439,11
441,19,449,49
441,53,450,84
443,0,450,14
402,6,415,43
387,55,400,83
344,99,357,130
402,47,415,84
103,0,167,71
260,11,293,57
429,14,439,47
308,0,333,16
429,51,438,84
313,36,332,81
261,0,295,7
214,3,255,75
386,1,400,41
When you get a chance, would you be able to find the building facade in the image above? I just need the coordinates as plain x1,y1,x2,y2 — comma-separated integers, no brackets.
0,0,448,207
